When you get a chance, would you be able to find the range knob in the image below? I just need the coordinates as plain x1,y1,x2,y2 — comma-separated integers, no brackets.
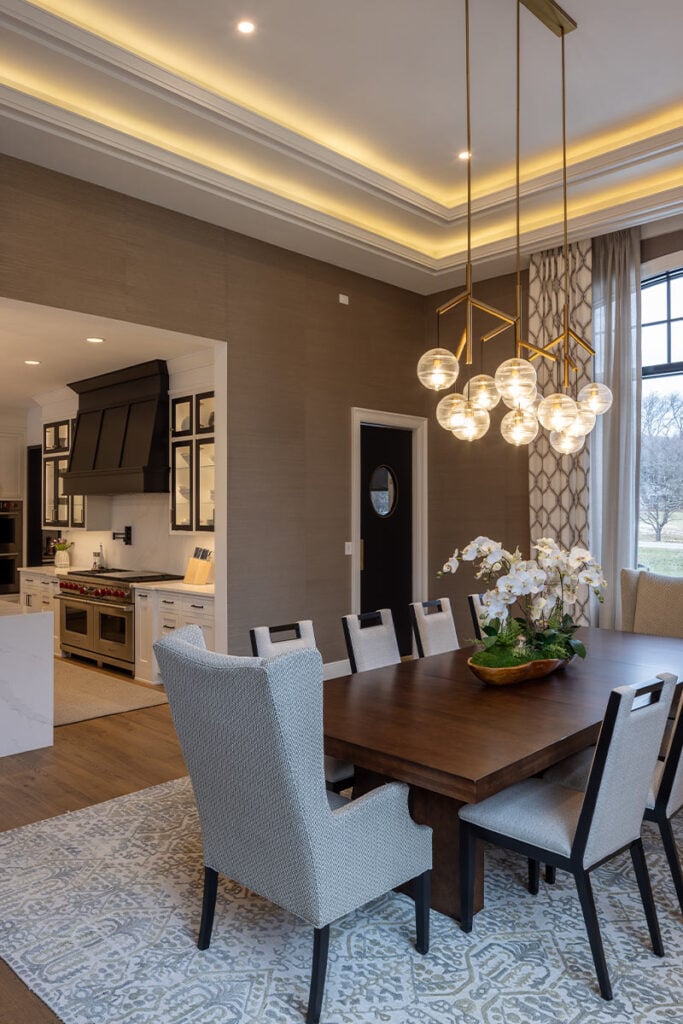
79,587,87,595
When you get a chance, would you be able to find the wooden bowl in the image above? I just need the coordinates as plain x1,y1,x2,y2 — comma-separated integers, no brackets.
466,656,567,685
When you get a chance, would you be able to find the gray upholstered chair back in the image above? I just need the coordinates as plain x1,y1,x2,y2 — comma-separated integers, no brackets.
154,626,335,924
410,598,459,657
580,675,675,868
341,608,400,672
620,568,683,638
250,619,316,657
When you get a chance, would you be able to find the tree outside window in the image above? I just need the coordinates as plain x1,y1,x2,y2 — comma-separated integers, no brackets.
638,269,683,574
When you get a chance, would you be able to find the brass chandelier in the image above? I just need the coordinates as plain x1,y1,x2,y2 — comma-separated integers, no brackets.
416,0,612,451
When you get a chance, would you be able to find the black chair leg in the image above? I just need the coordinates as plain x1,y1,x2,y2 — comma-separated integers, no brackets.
545,864,556,884
574,869,612,1000
197,866,218,950
414,869,431,954
306,925,330,1024
459,823,476,933
658,816,683,914
528,858,540,895
630,839,664,957
327,775,354,794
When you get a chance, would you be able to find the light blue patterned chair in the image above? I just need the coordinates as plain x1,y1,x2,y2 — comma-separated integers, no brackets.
249,618,354,793
154,625,432,1024
459,676,675,1001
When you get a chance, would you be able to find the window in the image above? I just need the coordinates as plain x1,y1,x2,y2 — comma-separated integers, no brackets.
638,268,683,575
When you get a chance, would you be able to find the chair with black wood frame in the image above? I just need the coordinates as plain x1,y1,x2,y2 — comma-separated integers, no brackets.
341,608,401,673
458,675,676,1001
409,598,459,658
154,625,432,1024
249,619,354,794
467,594,486,641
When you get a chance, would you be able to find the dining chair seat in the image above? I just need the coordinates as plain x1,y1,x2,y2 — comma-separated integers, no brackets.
459,675,676,1001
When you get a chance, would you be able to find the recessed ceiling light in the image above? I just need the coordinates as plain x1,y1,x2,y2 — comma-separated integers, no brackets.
25,359,41,365
458,150,472,161
86,337,104,343
237,19,255,34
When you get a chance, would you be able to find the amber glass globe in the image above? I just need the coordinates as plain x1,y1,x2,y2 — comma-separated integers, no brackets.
417,348,459,391
466,374,500,411
494,358,537,406
500,408,539,446
537,393,578,432
578,381,613,415
436,393,468,431
550,429,586,455
452,404,490,441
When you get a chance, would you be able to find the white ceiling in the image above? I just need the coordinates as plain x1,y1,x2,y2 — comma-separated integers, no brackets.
0,298,216,409
0,0,682,291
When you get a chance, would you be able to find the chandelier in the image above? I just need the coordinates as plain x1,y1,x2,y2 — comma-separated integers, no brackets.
416,0,612,453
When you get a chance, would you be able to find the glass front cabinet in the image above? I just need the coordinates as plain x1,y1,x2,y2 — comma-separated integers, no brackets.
43,455,70,527
42,419,104,531
170,393,214,533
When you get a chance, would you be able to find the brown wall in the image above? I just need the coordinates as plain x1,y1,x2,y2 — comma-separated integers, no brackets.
641,230,683,265
0,155,531,655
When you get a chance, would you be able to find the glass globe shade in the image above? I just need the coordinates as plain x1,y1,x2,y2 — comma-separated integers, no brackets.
502,386,539,411
466,374,500,411
500,408,539,446
436,393,468,431
567,406,597,437
550,429,586,455
417,348,459,391
452,404,490,441
494,358,537,405
537,393,578,432
577,381,613,415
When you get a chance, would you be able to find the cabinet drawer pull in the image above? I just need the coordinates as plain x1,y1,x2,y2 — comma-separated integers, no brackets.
162,599,175,605
162,624,175,631
41,580,51,585
138,594,148,600
190,604,204,609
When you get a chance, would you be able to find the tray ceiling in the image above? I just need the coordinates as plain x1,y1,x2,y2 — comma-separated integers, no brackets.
1,0,682,292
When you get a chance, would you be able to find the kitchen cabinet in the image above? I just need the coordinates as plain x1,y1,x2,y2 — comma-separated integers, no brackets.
169,392,214,534
134,587,214,683
42,420,110,531
19,569,62,655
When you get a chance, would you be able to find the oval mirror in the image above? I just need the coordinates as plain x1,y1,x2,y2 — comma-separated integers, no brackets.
369,465,397,517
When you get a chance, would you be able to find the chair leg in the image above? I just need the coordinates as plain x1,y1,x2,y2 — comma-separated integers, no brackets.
459,823,476,933
306,925,330,1024
197,866,218,950
545,864,556,884
658,816,683,914
413,869,431,954
574,869,613,1001
630,839,664,957
528,858,540,895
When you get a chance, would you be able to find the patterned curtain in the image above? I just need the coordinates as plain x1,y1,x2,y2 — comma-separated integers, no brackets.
527,239,592,623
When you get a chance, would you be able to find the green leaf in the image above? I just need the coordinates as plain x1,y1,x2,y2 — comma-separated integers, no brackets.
568,638,586,658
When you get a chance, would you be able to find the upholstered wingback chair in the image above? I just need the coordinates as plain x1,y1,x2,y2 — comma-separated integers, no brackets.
620,569,683,637
154,626,432,1024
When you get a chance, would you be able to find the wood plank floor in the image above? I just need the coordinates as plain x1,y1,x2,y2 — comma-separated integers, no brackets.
0,705,187,1024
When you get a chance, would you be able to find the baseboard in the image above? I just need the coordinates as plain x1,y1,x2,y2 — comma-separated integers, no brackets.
323,659,351,680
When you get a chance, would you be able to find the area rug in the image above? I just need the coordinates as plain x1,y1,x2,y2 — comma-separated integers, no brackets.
1,778,682,1024
54,658,167,725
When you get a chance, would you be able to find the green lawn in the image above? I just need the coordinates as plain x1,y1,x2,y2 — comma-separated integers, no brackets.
637,542,683,576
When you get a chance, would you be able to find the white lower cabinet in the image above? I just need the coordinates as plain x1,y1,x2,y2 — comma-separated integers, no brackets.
19,570,61,655
134,588,214,683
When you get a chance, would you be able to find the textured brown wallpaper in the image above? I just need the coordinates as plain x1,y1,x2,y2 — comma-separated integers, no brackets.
0,155,530,655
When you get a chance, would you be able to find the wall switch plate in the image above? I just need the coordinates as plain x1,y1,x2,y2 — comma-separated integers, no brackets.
344,541,352,555
338,293,349,305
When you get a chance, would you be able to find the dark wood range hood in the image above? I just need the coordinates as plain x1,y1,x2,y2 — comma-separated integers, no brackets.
62,360,170,496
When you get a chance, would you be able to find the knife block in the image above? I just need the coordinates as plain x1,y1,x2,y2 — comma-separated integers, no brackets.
183,557,214,585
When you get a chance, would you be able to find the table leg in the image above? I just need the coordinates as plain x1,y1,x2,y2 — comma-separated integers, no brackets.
353,767,484,921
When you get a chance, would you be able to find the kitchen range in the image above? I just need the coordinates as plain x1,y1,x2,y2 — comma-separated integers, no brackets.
57,569,182,672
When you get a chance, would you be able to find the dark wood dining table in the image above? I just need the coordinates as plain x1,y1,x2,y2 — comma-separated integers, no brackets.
323,626,683,920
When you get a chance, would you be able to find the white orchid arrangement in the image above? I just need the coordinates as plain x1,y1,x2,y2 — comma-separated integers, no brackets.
442,535,606,666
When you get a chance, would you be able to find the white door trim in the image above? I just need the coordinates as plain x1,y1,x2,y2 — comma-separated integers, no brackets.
350,407,428,615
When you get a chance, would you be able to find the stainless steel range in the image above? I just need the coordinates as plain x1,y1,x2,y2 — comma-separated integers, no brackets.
57,569,182,673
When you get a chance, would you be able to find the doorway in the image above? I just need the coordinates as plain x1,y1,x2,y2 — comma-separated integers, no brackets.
351,408,428,656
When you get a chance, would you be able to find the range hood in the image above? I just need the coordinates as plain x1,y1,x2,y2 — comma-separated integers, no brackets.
62,360,170,496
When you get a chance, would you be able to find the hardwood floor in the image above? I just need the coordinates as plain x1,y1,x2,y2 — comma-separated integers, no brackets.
0,705,187,1024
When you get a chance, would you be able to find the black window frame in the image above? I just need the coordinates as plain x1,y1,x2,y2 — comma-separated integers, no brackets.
641,268,683,379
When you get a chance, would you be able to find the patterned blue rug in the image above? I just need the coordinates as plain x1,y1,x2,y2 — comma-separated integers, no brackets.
1,777,681,1023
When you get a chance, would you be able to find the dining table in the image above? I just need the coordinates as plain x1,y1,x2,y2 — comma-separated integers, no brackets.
323,626,683,920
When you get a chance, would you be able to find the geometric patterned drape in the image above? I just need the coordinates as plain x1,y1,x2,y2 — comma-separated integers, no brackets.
527,239,593,623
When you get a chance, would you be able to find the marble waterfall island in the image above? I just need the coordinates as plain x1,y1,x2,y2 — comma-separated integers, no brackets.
0,611,53,756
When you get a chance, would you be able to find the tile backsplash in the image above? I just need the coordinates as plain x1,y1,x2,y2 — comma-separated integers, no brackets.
61,493,207,575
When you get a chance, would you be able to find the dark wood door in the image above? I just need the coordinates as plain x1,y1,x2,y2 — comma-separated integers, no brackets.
360,424,412,655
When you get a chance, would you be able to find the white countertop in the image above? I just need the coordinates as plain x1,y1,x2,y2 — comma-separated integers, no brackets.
131,580,215,597
19,565,89,576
